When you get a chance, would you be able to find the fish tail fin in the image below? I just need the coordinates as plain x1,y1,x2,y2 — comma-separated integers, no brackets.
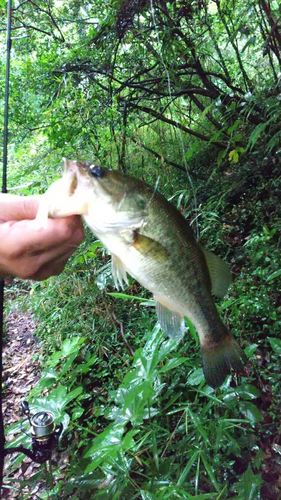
201,333,247,389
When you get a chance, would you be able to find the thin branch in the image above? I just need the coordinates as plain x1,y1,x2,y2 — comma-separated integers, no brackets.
130,137,206,180
111,311,135,357
28,0,65,42
188,94,223,131
12,16,54,38
132,104,228,149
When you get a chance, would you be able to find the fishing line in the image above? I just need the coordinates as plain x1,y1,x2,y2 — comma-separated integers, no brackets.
149,0,199,238
147,174,160,207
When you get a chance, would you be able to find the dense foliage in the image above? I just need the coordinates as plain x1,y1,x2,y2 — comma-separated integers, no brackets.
1,0,281,498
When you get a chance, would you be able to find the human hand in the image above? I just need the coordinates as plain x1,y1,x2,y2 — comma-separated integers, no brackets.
0,194,85,281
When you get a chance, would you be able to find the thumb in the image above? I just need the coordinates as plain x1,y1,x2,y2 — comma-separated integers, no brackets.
0,194,42,222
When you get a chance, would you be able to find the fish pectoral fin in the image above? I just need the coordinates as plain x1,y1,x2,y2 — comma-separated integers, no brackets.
132,233,170,260
202,248,231,298
154,297,185,341
112,255,128,290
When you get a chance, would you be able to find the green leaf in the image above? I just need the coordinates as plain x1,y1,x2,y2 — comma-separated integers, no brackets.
31,385,83,417
187,368,205,386
268,337,281,355
244,343,258,357
47,336,86,367
239,401,263,423
61,336,86,357
237,466,262,500
217,149,227,166
235,384,261,400
227,120,242,134
65,386,84,406
185,317,199,346
188,408,210,445
38,367,58,388
84,423,125,471
241,36,257,53
158,356,187,373
108,292,153,303
177,450,200,487
247,116,276,151
267,269,281,281
72,407,85,419
229,149,239,163
122,428,139,451
201,452,220,492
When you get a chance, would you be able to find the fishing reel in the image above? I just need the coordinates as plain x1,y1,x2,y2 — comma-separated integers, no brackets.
4,400,63,464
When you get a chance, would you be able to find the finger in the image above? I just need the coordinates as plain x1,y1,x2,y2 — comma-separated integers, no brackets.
33,217,85,269
0,194,42,222
0,216,84,280
7,215,84,257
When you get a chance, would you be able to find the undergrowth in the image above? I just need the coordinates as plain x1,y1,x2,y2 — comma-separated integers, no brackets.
3,157,281,499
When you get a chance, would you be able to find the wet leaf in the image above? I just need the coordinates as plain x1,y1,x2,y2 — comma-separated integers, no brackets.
187,368,205,386
236,466,262,500
268,337,281,355
239,402,263,423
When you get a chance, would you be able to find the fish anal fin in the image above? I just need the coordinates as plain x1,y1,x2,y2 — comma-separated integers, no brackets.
202,248,231,298
201,335,247,388
112,255,128,290
154,296,185,340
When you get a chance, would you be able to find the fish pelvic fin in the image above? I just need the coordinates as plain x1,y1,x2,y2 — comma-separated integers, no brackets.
112,255,128,290
201,334,247,389
154,297,185,341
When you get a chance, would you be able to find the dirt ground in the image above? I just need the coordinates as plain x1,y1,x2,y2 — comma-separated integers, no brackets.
2,309,45,499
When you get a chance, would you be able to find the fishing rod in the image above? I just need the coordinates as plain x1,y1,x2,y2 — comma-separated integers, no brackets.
0,0,13,489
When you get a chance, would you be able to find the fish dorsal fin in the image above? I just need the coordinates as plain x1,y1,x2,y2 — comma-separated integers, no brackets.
154,297,185,340
112,255,128,290
202,248,231,298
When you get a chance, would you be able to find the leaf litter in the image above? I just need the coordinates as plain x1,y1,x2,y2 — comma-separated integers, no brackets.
1,308,67,499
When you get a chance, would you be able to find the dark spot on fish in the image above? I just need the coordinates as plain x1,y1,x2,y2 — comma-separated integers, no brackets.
89,165,104,178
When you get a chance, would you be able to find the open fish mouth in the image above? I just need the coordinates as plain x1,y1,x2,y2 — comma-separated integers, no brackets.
62,158,80,196
69,173,78,196
63,159,95,197
35,159,91,226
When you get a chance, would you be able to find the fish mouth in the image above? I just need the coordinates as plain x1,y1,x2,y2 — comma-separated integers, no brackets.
64,159,93,198
69,173,78,196
63,159,88,197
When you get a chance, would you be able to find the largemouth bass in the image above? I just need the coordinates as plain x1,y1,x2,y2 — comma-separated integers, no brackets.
37,159,247,388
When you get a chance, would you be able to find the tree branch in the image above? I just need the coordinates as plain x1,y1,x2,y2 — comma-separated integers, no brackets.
131,104,228,149
130,137,206,180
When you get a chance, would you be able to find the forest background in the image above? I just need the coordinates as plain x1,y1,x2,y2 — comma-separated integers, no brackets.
0,0,281,498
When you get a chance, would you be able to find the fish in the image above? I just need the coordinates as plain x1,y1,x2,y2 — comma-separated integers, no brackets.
36,159,247,388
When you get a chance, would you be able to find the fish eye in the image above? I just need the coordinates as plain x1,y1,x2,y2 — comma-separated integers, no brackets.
89,165,104,178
